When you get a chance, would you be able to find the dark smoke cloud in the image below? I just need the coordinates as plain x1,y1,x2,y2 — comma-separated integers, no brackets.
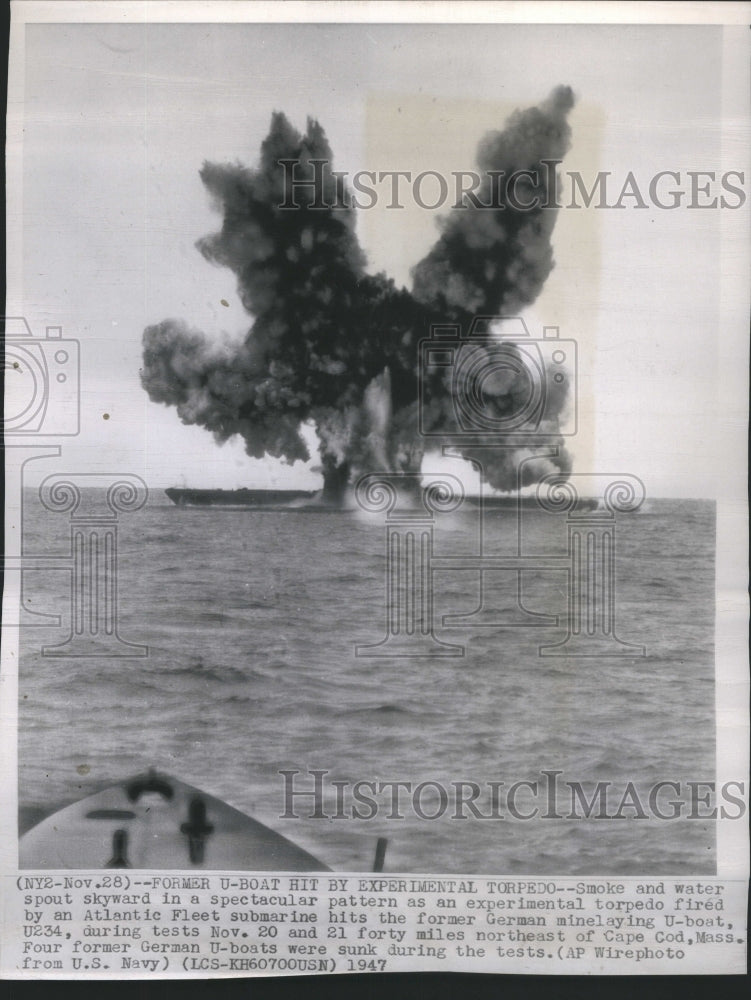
409,85,575,490
141,318,313,462
412,86,574,318
141,88,576,498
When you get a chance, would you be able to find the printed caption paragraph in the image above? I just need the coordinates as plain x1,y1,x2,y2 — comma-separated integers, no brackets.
6,875,746,978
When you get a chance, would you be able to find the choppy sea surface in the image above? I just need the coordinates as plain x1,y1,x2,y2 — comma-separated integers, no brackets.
17,491,716,874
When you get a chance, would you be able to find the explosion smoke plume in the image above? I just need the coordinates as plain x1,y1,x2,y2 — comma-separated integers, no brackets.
141,87,575,500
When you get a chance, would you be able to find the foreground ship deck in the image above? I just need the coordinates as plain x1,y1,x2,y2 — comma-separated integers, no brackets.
19,771,330,871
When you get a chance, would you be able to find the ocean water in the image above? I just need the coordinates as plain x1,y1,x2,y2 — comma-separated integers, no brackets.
17,491,716,874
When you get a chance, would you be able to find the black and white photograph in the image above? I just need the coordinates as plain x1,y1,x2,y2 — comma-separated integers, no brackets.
2,0,748,979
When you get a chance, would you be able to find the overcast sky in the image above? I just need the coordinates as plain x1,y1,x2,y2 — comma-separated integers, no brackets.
8,14,749,497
